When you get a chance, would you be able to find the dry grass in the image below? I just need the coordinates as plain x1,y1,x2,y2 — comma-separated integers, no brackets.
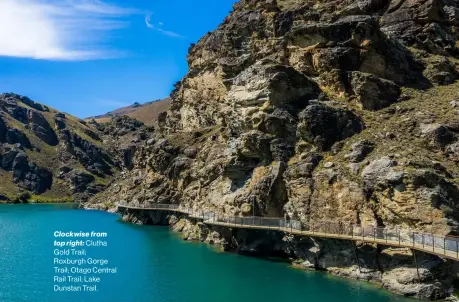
0,173,19,198
89,98,171,127
320,80,459,185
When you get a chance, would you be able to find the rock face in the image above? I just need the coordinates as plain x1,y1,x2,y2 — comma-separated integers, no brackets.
346,140,375,163
0,94,153,202
320,70,402,110
380,0,459,57
297,103,363,150
89,0,459,299
11,152,52,194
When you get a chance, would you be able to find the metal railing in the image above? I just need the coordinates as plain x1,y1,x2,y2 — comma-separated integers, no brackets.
116,202,459,260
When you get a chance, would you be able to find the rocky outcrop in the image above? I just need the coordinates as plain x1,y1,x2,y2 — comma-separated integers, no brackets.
11,152,52,194
27,110,58,145
5,129,31,148
59,129,114,177
297,103,363,150
423,56,459,85
346,140,375,163
96,116,145,136
380,0,459,57
89,0,459,299
0,95,58,146
320,70,402,110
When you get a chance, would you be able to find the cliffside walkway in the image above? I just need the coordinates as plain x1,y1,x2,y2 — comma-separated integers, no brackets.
116,203,459,261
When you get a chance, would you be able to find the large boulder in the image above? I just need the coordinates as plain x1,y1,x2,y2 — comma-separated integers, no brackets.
297,104,363,151
54,118,66,130
0,147,20,170
6,129,31,149
6,105,28,124
122,145,136,170
311,47,361,74
224,130,274,179
346,140,375,163
27,110,58,145
9,152,51,193
420,123,458,149
68,170,95,193
361,156,399,192
225,60,320,132
320,70,401,110
29,124,58,146
12,152,30,182
423,56,459,85
24,164,53,194
227,60,319,108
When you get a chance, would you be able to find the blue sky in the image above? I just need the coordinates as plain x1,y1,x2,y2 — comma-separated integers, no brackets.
0,0,237,118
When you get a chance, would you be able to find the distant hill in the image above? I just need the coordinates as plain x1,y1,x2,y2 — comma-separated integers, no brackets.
0,93,152,203
88,98,171,127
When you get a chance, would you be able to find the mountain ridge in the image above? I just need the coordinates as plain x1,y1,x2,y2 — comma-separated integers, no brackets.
87,97,171,127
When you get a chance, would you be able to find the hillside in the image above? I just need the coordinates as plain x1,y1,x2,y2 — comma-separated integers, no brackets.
88,98,171,127
91,0,459,299
0,93,152,203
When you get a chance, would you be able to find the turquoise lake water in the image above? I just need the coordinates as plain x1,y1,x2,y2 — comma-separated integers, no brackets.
0,204,413,302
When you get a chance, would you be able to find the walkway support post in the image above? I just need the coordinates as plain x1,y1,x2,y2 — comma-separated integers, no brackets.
412,249,421,283
352,241,361,274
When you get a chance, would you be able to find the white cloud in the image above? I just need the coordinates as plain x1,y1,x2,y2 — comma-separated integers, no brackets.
0,0,139,61
145,13,183,38
68,0,139,15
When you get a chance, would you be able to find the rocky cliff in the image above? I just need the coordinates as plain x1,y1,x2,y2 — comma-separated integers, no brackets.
0,93,153,202
91,0,459,299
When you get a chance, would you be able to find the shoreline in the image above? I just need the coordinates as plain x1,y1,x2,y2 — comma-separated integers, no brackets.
0,200,77,205
112,205,459,301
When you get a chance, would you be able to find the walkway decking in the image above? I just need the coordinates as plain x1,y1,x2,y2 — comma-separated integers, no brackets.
116,203,459,261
